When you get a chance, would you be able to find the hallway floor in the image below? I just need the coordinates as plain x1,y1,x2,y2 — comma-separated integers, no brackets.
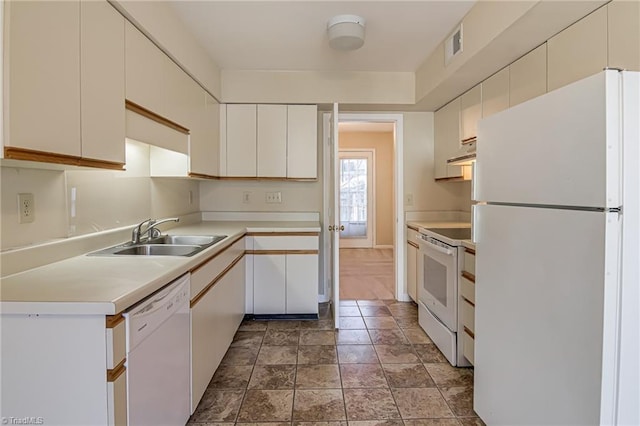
189,300,483,425
340,248,395,300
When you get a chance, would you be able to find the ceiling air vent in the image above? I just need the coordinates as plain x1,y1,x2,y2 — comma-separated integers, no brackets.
445,24,463,65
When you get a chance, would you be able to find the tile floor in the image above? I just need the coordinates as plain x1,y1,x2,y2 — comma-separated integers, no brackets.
189,300,484,426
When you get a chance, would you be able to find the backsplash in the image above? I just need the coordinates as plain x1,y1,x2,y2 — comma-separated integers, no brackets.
1,141,200,251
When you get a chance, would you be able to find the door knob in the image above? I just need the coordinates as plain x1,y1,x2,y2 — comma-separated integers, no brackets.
340,225,345,231
328,225,334,232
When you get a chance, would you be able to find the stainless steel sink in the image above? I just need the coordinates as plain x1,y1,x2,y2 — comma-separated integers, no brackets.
113,244,202,256
89,235,227,257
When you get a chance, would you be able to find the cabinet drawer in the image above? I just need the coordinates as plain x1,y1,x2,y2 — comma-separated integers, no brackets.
463,251,475,275
407,227,419,242
107,367,127,426
462,328,475,365
191,238,245,298
253,235,318,251
460,276,475,304
460,298,475,333
106,316,125,370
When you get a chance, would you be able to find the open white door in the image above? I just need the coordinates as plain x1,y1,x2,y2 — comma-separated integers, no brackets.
329,103,340,328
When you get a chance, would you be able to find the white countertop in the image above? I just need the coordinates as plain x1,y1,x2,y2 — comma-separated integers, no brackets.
0,221,320,315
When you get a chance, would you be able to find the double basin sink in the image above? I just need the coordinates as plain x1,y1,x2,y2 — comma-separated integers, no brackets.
90,235,227,257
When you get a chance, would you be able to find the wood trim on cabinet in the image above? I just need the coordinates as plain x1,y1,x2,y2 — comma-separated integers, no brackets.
105,314,125,329
247,250,319,256
463,326,475,339
190,253,245,308
4,147,125,170
461,136,477,144
464,247,476,255
190,234,246,274
188,172,220,180
407,225,419,232
461,271,476,283
462,296,475,307
125,100,190,135
217,176,318,182
107,358,126,382
246,232,320,237
407,241,419,249
435,176,467,183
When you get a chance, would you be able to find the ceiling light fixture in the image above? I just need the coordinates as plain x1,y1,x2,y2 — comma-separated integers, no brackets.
327,14,366,51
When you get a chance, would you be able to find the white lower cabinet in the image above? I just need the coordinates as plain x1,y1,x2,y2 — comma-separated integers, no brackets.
190,253,245,413
253,254,287,314
406,227,419,302
459,247,476,366
250,234,319,315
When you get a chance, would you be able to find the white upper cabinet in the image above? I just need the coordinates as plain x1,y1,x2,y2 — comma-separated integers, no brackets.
460,85,482,143
5,0,81,157
510,44,547,107
165,60,198,129
547,6,607,91
190,93,220,178
481,67,509,118
608,0,640,72
226,104,258,177
80,1,125,165
287,105,318,179
434,97,463,179
257,105,287,177
125,22,167,117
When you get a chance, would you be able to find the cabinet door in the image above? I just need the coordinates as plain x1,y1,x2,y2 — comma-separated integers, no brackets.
286,254,319,314
547,6,607,91
481,67,509,118
107,370,127,426
6,0,81,156
80,1,125,164
125,22,166,116
191,257,245,412
287,105,318,179
459,85,481,142
253,255,286,314
165,60,197,128
257,105,287,177
190,93,220,177
226,104,257,177
406,242,418,302
608,0,640,72
434,97,463,179
510,44,547,107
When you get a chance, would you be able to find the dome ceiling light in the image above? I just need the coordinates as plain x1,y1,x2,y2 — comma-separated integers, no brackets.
327,14,366,51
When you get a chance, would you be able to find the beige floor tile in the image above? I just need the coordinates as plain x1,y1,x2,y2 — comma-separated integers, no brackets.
300,330,337,345
424,364,473,388
237,389,294,422
403,420,462,426
336,344,379,364
457,418,485,426
263,329,300,346
293,389,347,421
267,320,301,330
230,331,265,348
296,364,342,388
340,306,363,317
413,344,447,363
238,319,269,332
248,365,296,389
340,363,388,388
348,421,404,426
300,319,335,330
402,328,433,344
298,345,338,364
190,389,245,422
340,300,358,306
363,316,399,330
382,363,435,388
340,316,367,329
439,386,476,417
359,306,392,317
368,329,409,345
256,346,298,365
336,329,372,345
374,345,420,364
220,347,259,366
392,388,455,419
208,364,253,389
357,300,386,306
343,388,400,421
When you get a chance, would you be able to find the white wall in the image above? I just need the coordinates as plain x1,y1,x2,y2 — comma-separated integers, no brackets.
0,142,199,250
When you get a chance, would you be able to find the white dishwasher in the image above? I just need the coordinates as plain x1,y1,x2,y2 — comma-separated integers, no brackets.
124,273,191,426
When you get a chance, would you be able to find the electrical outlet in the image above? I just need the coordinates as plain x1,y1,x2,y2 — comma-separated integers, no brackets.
265,191,282,204
18,193,35,223
242,192,251,204
405,193,414,206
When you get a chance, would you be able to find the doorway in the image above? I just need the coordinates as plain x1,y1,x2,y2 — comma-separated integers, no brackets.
339,150,374,249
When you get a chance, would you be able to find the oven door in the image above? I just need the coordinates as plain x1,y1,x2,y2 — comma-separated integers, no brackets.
416,236,458,331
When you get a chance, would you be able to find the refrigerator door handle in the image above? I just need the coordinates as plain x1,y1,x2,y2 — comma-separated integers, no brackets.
472,204,479,244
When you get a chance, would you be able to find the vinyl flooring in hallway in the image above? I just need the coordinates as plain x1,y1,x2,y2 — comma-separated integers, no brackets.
340,248,395,300
188,300,483,426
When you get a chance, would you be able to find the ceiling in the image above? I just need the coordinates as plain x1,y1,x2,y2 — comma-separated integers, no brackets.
168,1,475,72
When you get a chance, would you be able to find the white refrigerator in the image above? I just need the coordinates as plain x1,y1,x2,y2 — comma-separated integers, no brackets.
473,70,639,425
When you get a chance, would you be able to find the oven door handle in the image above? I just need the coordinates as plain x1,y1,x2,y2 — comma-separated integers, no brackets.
417,239,454,256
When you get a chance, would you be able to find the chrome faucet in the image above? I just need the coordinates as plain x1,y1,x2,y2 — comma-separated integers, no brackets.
131,217,180,244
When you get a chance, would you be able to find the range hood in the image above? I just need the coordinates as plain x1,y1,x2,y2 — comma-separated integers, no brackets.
447,142,476,166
